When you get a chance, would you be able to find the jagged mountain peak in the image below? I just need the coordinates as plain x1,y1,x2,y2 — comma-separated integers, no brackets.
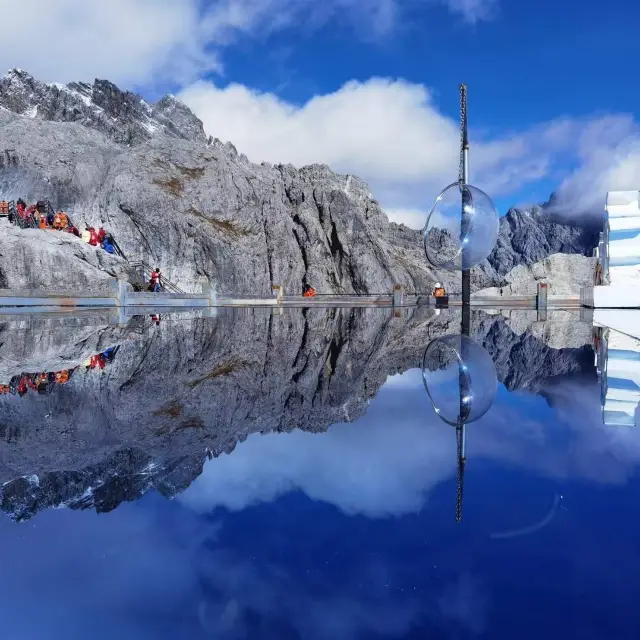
0,68,207,146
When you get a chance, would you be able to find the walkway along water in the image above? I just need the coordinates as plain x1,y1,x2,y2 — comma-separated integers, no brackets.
0,279,578,312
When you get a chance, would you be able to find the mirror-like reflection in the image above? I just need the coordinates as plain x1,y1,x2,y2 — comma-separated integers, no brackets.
0,307,638,639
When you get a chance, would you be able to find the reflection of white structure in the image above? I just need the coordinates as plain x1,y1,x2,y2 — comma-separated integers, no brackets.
592,191,640,308
595,328,640,426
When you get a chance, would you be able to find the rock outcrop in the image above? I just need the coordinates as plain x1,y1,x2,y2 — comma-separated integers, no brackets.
470,207,598,292
0,307,594,521
0,68,208,146
474,253,595,297
0,69,597,295
0,219,135,290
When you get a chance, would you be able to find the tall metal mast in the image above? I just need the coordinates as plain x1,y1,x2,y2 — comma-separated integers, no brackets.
457,83,470,524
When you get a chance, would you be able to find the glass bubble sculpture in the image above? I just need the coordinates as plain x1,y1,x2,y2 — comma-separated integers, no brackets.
421,334,497,426
423,182,499,270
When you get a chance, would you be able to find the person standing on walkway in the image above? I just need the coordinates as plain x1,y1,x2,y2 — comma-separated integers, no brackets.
151,268,162,293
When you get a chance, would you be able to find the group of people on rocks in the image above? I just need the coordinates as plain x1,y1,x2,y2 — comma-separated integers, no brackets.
0,368,76,397
3,198,118,254
0,347,118,397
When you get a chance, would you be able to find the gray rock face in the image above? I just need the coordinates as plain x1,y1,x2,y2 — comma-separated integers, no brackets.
0,69,207,146
0,69,597,295
0,219,136,290
478,207,597,284
0,102,447,294
475,253,595,297
0,307,594,520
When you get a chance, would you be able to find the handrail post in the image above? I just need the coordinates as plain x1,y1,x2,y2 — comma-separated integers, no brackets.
393,284,405,307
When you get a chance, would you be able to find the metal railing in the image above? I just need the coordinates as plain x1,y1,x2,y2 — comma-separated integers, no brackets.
128,261,185,294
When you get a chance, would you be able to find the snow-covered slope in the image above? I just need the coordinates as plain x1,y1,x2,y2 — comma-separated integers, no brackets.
0,68,208,146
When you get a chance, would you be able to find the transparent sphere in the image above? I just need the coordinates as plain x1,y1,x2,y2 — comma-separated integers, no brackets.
421,334,497,426
423,182,499,270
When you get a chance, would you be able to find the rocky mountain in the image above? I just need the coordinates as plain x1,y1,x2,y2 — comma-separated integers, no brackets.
487,206,597,278
0,307,594,521
0,68,208,146
475,254,596,297
0,68,597,295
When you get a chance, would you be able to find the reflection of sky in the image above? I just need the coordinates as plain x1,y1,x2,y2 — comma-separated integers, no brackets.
1,370,640,638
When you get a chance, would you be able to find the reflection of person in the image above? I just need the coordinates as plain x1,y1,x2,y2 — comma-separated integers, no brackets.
595,262,603,286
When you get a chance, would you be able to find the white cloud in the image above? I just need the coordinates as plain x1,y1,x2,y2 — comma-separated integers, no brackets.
446,0,498,22
180,75,640,225
0,0,219,86
0,0,498,87
385,208,430,229
552,116,640,214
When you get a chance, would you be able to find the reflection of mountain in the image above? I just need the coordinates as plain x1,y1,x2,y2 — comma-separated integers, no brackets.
0,308,594,521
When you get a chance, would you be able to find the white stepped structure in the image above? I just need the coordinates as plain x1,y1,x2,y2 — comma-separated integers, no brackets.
591,190,640,309
596,328,640,426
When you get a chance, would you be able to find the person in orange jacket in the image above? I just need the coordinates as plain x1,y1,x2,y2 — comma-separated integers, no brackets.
303,284,316,297
433,282,446,297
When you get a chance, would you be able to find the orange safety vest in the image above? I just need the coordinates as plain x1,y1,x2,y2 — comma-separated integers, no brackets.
53,212,68,229
55,370,70,384
303,287,316,297
434,287,446,297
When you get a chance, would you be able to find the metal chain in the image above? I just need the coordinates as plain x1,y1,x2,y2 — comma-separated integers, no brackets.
458,83,467,185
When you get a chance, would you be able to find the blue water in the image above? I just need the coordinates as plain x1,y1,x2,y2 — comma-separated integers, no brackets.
0,310,639,639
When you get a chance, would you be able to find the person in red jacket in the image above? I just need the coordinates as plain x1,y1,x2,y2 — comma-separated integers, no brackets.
150,268,162,293
97,227,107,244
88,227,99,246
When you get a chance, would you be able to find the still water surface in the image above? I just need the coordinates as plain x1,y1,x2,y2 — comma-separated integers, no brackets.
0,307,638,639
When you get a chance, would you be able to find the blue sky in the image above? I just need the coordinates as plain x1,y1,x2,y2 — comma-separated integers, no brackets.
2,0,640,226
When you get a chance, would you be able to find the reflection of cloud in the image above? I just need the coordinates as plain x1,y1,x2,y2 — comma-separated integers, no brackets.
475,380,640,486
181,370,456,517
182,370,640,520
0,485,488,640
194,548,488,640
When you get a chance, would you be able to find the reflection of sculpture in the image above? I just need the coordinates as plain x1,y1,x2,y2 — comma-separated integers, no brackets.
594,326,640,426
422,334,497,523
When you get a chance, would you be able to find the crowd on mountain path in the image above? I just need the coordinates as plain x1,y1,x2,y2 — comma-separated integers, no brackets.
1,198,119,254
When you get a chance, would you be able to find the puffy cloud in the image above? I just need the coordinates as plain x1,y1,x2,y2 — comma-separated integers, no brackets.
180,75,640,225
551,116,640,214
0,0,498,87
180,370,456,518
